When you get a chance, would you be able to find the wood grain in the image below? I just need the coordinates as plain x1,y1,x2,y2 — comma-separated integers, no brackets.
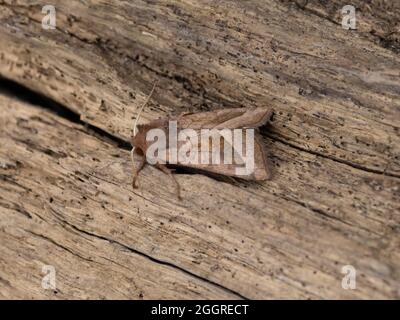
1,95,399,299
1,0,399,176
0,0,399,299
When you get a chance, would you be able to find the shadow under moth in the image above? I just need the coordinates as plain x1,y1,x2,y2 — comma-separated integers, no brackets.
130,84,273,199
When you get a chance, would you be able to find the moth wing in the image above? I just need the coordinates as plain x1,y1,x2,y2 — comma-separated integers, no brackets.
176,107,272,129
251,134,272,180
175,129,271,180
215,108,273,130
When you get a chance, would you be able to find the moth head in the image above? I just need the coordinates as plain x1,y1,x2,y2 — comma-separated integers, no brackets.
131,127,144,158
130,129,146,168
131,128,146,154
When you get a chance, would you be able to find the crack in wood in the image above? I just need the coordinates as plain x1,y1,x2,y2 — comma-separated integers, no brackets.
25,230,95,263
1,91,399,299
0,77,131,150
45,205,249,300
1,76,398,181
263,132,400,180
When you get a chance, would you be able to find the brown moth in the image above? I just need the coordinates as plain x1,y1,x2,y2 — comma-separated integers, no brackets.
130,86,273,199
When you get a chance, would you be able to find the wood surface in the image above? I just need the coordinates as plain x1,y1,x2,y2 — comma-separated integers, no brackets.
0,0,399,299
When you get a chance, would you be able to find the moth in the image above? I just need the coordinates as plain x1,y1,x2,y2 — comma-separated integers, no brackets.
130,84,273,199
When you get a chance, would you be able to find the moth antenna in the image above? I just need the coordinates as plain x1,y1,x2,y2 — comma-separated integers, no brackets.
133,81,157,136
131,81,157,175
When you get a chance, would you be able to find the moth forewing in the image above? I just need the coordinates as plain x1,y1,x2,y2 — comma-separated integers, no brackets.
233,128,255,177
252,134,271,180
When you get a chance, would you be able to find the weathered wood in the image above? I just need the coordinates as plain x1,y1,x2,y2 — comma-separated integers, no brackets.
0,0,399,176
287,0,400,53
0,0,399,299
0,95,241,299
1,95,399,299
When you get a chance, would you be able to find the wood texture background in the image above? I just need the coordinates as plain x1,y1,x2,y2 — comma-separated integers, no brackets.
0,0,399,299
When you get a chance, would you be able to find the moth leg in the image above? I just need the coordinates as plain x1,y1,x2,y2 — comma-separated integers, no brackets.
155,164,182,200
132,154,146,189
